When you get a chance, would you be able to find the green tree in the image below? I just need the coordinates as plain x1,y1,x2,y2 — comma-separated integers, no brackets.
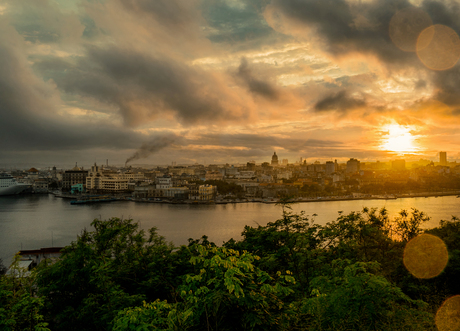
36,218,176,331
113,245,296,331
0,256,50,331
302,259,433,331
0,259,7,276
226,204,322,294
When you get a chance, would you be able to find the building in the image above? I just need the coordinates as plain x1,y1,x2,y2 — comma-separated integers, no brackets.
205,171,224,181
199,184,217,200
62,165,88,191
325,161,335,175
346,158,360,174
156,176,172,189
86,163,129,193
271,152,279,166
440,151,447,166
392,159,406,171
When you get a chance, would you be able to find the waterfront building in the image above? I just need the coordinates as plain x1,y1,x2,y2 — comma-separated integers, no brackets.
199,184,217,200
33,179,49,193
63,165,88,191
86,163,129,193
27,168,40,180
188,183,200,200
156,176,172,189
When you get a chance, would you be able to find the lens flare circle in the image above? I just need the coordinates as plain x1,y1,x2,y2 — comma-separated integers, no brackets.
389,7,432,52
403,233,448,279
436,295,460,331
416,24,460,71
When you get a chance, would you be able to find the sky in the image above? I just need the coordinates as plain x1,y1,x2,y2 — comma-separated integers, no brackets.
1,0,460,167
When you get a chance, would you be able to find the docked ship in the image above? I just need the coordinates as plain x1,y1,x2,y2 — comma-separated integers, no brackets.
0,173,31,196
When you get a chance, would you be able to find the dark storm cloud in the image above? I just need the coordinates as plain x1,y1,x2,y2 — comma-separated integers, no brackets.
192,133,343,152
432,66,460,107
314,90,366,112
33,45,247,126
269,0,423,65
0,27,148,153
236,58,279,100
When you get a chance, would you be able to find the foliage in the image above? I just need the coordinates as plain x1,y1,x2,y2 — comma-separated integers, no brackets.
227,206,321,293
393,208,431,242
0,259,7,276
35,218,176,331
302,259,433,331
6,206,458,331
113,245,296,331
0,256,50,331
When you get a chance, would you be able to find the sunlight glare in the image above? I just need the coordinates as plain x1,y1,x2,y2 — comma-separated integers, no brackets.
381,124,418,153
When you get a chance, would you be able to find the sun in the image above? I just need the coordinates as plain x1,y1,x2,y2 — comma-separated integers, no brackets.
381,124,418,153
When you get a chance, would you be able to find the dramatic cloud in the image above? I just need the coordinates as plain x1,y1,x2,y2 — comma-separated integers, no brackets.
236,57,279,100
315,90,366,113
1,0,460,166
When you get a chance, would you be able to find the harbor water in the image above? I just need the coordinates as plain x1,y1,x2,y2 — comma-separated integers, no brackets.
1,194,460,265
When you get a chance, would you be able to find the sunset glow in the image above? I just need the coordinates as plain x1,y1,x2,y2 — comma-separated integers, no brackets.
1,0,460,166
381,125,418,153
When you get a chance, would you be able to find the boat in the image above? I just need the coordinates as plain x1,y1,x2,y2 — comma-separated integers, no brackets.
0,173,31,196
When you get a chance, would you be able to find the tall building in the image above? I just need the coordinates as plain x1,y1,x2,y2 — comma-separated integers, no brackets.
326,161,335,175
346,158,360,173
440,151,447,166
271,152,279,166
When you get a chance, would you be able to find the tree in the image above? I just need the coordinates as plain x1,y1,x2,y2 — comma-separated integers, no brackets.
0,255,50,331
302,259,433,331
0,259,7,276
36,218,176,331
113,245,296,331
226,204,322,294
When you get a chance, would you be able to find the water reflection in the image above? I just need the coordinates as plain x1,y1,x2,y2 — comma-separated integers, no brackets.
2,194,460,266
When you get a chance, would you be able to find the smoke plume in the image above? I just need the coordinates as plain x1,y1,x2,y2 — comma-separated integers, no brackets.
125,135,176,165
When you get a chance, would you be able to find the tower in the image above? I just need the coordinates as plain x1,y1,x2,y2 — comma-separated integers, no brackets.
271,152,279,166
440,151,447,166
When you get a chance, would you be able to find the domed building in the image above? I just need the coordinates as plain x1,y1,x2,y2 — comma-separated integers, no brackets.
271,152,279,166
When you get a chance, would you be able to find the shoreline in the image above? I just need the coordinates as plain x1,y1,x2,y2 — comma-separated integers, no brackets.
49,190,460,205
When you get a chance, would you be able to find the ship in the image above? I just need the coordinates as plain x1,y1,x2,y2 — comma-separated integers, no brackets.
0,173,31,196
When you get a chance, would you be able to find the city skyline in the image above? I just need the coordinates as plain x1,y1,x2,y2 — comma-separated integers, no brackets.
2,0,460,166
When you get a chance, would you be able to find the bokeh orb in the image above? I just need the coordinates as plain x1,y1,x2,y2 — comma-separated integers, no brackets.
436,295,460,331
389,7,433,52
403,233,448,279
416,24,460,70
